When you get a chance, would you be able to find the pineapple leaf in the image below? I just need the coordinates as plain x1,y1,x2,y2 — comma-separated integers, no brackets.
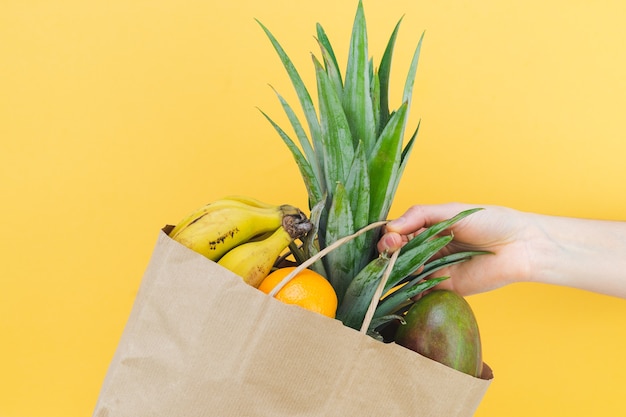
344,141,370,231
402,30,425,108
343,0,376,153
315,24,343,98
313,55,355,193
336,255,389,330
378,16,403,131
419,250,492,279
344,142,373,271
256,20,326,197
401,121,420,165
383,234,454,291
258,109,323,206
370,64,381,134
374,276,449,319
368,314,405,330
324,183,356,302
270,87,324,200
384,121,420,212
384,250,491,300
367,102,408,223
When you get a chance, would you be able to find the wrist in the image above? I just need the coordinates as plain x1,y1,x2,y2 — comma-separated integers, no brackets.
519,212,626,298
519,211,561,286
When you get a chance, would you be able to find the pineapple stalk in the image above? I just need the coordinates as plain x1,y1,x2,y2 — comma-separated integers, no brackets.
259,1,486,335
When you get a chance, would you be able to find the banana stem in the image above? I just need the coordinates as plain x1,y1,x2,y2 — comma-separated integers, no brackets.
359,249,400,334
268,220,389,298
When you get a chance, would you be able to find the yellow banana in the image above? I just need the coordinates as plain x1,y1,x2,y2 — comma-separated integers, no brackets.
169,198,251,238
169,198,304,262
217,226,295,288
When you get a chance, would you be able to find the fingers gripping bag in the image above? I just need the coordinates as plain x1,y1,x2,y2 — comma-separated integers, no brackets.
92,230,493,417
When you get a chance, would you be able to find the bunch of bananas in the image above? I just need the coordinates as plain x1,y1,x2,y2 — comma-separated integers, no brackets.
168,196,312,288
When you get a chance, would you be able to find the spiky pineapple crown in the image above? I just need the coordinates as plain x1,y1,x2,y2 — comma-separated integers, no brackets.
258,0,421,287
258,1,484,335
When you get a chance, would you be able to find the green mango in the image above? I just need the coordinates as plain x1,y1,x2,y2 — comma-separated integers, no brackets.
394,290,483,377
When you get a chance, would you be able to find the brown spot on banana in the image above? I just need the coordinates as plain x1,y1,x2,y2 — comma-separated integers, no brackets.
208,227,240,250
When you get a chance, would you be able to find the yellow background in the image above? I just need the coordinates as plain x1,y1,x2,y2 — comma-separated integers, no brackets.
2,1,625,415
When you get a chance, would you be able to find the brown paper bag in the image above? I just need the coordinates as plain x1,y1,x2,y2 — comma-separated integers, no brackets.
93,231,493,417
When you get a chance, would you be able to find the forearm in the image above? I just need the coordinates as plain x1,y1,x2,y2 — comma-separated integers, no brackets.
524,212,626,298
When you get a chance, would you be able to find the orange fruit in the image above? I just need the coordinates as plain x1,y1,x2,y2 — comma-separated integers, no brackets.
258,267,338,318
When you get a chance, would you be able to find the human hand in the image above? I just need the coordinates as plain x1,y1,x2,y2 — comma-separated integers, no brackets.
378,203,532,296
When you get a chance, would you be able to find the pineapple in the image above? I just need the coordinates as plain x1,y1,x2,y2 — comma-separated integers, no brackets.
259,1,485,337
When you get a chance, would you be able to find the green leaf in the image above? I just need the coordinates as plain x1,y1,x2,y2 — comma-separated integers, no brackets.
383,235,454,292
378,17,403,131
258,109,323,206
375,277,448,318
270,87,325,201
402,31,424,109
313,55,354,192
367,102,408,223
342,0,376,153
382,250,491,305
336,255,389,330
257,20,325,197
401,122,419,165
418,250,492,281
371,65,381,135
344,141,370,231
344,142,373,271
316,24,343,98
324,183,356,302
381,121,420,218
368,314,405,331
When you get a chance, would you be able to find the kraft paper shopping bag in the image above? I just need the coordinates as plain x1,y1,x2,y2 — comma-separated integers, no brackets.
93,230,492,417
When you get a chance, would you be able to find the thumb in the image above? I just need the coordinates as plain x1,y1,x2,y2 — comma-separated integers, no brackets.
377,231,405,254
